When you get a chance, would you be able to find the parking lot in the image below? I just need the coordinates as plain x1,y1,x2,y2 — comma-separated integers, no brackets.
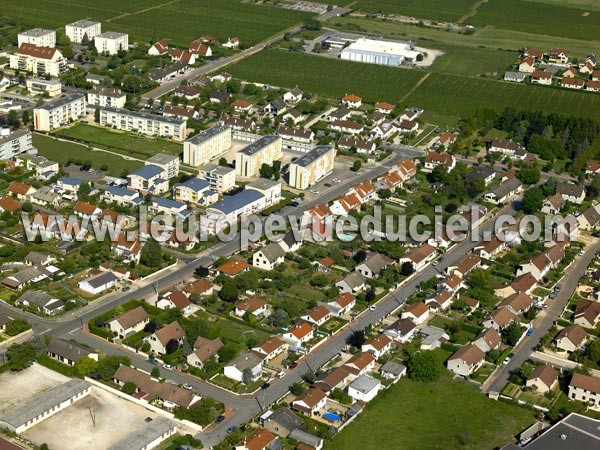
22,387,164,450
0,364,69,416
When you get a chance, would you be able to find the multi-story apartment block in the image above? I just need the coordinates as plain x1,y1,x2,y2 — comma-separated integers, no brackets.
94,31,129,55
183,126,231,166
173,178,217,205
10,44,67,77
65,20,101,44
17,29,56,48
0,129,34,160
289,145,336,190
235,135,282,178
99,107,186,141
26,78,62,97
87,87,126,108
198,163,236,193
33,93,86,132
146,153,180,179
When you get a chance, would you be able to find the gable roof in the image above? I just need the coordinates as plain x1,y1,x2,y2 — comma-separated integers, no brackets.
8,181,33,195
17,43,58,59
527,364,557,389
405,301,428,318
235,297,268,314
0,197,20,212
191,336,223,363
154,321,184,345
112,306,148,330
569,373,600,395
74,200,99,215
556,324,587,347
475,327,501,350
449,343,485,365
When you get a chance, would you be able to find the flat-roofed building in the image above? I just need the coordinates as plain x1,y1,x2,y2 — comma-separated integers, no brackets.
146,153,179,179
235,135,282,178
18,28,56,48
341,38,420,66
183,125,231,166
100,107,186,141
26,78,62,97
0,129,33,160
108,418,177,450
95,31,128,55
33,93,86,131
65,20,101,43
198,163,236,193
289,145,335,190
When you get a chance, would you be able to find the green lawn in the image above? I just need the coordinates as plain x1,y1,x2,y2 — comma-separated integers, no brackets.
355,0,478,22
466,0,600,41
325,376,534,450
54,124,183,158
33,134,142,177
328,16,600,56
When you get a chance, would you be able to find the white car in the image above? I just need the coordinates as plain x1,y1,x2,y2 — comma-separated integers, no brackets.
162,364,173,371
369,305,377,311
580,250,585,256
277,371,286,379
182,383,193,390
310,189,320,194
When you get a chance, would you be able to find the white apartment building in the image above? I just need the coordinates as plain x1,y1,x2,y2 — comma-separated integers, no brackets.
100,107,186,141
0,129,34,160
198,163,236,193
26,78,62,97
33,93,86,132
18,29,56,48
235,135,282,178
146,153,180,179
94,31,128,55
10,44,67,77
183,126,231,166
87,87,126,108
289,145,336,190
65,20,102,44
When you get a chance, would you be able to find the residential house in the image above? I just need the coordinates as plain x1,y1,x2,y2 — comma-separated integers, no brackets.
486,139,527,160
482,307,518,331
356,253,390,279
111,234,142,263
526,365,558,394
483,178,523,204
224,351,263,382
379,361,407,381
253,336,286,362
0,197,20,212
555,324,587,353
531,70,553,85
102,186,141,207
46,339,95,366
516,243,565,281
574,299,600,328
292,388,327,416
186,336,223,368
156,291,192,315
347,374,381,402
343,352,376,377
518,56,536,73
498,292,534,315
17,290,64,315
145,321,185,355
568,373,600,409
342,94,362,108
234,297,269,318
423,151,456,172
505,71,528,83
107,305,149,339
383,318,417,343
283,87,303,104
281,322,314,347
301,306,331,327
472,328,501,353
73,201,101,220
397,120,418,134
401,301,429,324
235,429,277,450
541,193,565,215
557,182,586,204
399,244,437,271
447,344,485,377
8,181,36,201
263,407,303,438
77,271,118,295
330,120,364,135
549,48,570,64
253,243,286,270
127,165,169,195
335,272,366,294
362,334,392,359
326,293,356,317
148,39,169,55
446,253,482,277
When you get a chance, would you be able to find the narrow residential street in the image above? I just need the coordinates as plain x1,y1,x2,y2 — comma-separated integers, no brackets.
484,239,600,394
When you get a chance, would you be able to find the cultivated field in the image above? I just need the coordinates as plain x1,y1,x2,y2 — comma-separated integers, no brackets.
226,48,425,102
0,0,312,47
33,134,143,177
225,49,600,118
325,364,534,450
405,72,600,118
525,0,600,12
355,0,478,21
425,42,516,76
0,363,69,416
22,387,163,450
466,0,600,41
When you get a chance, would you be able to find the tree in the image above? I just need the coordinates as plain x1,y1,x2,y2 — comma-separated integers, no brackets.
502,322,523,346
347,330,366,348
94,108,100,123
242,367,254,385
22,110,30,125
407,351,441,382
290,382,305,395
74,356,98,377
5,318,31,336
353,250,367,263
518,164,541,185
79,182,91,196
218,281,239,302
6,342,36,371
21,201,33,212
217,344,237,364
365,289,376,303
40,445,49,450
97,355,130,381
218,157,228,167
352,160,362,172
400,261,415,276
140,239,162,267
165,338,179,355
6,110,20,127
259,163,273,179
144,321,158,333
151,367,161,378
521,187,544,214
122,381,137,395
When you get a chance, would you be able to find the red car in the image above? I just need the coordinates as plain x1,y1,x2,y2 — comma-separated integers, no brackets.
289,362,298,369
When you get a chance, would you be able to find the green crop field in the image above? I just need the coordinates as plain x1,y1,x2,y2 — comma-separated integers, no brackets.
33,134,142,177
108,0,313,47
328,16,600,55
325,360,534,450
406,72,600,118
524,0,600,12
426,43,517,76
54,124,183,158
355,0,478,22
467,0,600,41
0,0,312,48
225,48,425,102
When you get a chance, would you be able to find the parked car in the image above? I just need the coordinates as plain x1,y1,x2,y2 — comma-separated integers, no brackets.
182,383,192,390
549,292,557,299
162,364,173,371
526,328,534,336
289,361,298,369
144,417,153,423
226,426,237,434
216,415,225,423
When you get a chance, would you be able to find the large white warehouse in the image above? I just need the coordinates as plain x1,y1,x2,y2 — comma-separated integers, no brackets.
340,38,420,66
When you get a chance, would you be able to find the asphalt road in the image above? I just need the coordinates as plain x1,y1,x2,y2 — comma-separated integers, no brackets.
484,239,600,394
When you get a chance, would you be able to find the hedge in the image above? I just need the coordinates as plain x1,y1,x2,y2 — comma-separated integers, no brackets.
37,355,81,378
441,342,461,353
